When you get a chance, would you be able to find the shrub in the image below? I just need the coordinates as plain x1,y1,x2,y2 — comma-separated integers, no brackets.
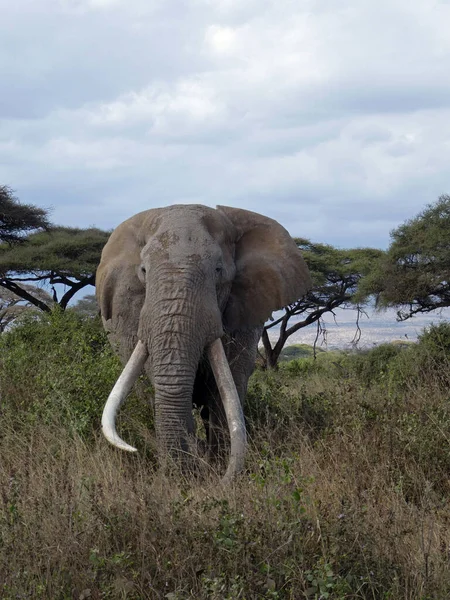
347,343,403,385
388,322,450,392
0,309,152,440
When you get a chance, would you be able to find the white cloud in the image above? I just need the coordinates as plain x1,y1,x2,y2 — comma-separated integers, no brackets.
205,25,238,55
88,79,227,133
0,0,450,248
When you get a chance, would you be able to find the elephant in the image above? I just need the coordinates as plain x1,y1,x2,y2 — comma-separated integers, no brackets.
96,204,311,481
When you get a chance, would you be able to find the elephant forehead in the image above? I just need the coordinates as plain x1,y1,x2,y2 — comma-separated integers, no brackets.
143,225,218,260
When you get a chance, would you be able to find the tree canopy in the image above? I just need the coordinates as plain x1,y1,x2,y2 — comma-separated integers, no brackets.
71,294,99,318
0,186,50,244
358,194,450,320
262,240,383,368
0,227,110,312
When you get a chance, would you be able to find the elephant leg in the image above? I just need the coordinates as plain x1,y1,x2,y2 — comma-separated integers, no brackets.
193,364,224,459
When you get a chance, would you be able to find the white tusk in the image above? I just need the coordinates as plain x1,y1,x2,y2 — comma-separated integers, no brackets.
101,340,148,452
207,338,247,482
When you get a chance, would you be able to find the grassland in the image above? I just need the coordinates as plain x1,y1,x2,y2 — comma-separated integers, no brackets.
1,311,450,599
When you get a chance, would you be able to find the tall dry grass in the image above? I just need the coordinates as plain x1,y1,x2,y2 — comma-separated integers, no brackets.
1,313,450,599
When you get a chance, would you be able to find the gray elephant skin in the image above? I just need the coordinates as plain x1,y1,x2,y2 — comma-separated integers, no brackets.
96,204,311,480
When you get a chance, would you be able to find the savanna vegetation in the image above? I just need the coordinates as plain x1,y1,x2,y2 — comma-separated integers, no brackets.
265,193,450,367
0,186,110,313
359,194,450,320
2,190,450,598
1,310,449,599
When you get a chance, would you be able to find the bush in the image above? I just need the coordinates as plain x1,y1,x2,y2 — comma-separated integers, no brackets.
0,309,152,440
417,321,450,362
347,343,403,385
281,350,348,378
387,322,450,392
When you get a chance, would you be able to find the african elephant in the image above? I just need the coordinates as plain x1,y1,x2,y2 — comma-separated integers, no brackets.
96,204,311,481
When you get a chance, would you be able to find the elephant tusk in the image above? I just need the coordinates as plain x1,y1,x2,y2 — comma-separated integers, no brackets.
101,340,149,452
207,338,247,483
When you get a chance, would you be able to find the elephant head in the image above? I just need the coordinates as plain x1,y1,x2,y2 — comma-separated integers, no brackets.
96,204,311,480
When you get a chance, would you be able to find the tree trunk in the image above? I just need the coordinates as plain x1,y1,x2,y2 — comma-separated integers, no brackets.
261,328,285,370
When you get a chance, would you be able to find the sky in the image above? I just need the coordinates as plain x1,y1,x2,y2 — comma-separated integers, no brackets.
1,0,450,249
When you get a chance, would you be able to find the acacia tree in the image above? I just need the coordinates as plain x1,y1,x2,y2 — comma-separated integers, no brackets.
359,194,450,320
0,186,50,243
0,286,53,332
0,187,110,311
261,239,383,368
0,227,110,312
71,294,98,318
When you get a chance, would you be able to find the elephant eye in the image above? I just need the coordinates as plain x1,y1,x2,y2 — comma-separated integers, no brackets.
141,266,146,274
215,265,223,274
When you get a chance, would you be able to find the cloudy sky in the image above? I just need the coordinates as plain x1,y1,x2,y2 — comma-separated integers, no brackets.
2,0,450,248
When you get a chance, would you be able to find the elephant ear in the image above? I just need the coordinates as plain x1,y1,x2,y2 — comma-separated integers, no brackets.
96,209,160,360
217,205,312,331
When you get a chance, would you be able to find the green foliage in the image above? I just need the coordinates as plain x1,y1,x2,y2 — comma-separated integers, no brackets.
304,559,351,599
0,310,150,439
348,343,403,384
359,194,450,318
71,294,99,318
387,323,450,391
282,349,347,377
0,185,50,244
0,188,109,313
0,226,109,278
296,238,384,297
254,332,450,488
0,226,110,311
417,320,450,353
247,365,335,438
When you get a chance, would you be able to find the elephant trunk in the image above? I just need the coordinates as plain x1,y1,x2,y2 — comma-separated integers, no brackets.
151,360,199,466
146,305,205,464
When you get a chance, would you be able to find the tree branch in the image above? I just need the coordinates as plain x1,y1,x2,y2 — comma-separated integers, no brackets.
59,275,95,310
0,279,52,313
